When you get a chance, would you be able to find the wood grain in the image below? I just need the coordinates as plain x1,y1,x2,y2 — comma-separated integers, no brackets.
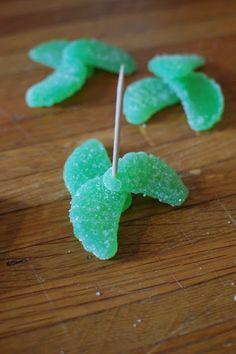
0,1,236,353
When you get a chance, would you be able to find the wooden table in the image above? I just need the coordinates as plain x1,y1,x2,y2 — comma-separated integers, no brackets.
1,1,236,353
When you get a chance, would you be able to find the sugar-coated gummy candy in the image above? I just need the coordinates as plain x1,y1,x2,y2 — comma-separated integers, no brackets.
146,54,224,130
166,72,224,131
103,152,188,206
29,40,70,69
123,193,132,211
70,176,127,259
64,139,131,223
26,60,88,107
123,77,179,124
64,141,188,260
64,39,137,75
64,139,111,196
148,54,205,79
30,39,94,78
26,38,136,107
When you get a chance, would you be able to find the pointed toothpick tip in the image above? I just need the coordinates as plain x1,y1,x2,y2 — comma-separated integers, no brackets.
112,64,125,178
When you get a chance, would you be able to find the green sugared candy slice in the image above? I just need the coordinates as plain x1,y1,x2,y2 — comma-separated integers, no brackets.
123,77,179,124
64,139,111,196
123,193,132,211
166,73,224,131
103,152,188,206
64,142,188,260
64,138,131,220
148,54,205,79
64,39,136,75
26,60,87,107
29,40,70,69
70,176,127,259
29,39,94,78
26,38,135,107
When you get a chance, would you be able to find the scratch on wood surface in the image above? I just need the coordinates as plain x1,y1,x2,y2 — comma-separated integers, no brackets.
27,257,70,337
0,106,31,139
146,321,187,354
138,125,155,147
99,307,120,354
172,274,184,289
217,198,236,228
181,230,194,244
12,119,32,143
146,277,233,354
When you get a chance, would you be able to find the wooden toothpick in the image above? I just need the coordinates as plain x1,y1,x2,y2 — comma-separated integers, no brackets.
112,64,125,178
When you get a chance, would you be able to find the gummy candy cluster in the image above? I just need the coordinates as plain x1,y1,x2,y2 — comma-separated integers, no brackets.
124,54,224,131
64,139,188,259
26,39,136,107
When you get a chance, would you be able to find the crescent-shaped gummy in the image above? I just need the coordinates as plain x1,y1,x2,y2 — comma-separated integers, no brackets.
29,40,70,69
103,152,188,207
64,139,111,196
70,176,127,260
163,72,224,131
26,60,88,107
63,39,137,75
123,77,179,124
148,54,205,79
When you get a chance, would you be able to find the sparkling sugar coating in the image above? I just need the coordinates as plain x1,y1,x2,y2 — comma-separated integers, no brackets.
29,39,94,78
123,77,179,124
64,139,111,196
148,54,205,79
166,73,224,131
64,39,137,75
103,152,188,206
29,40,70,68
64,141,188,260
70,176,127,259
26,38,135,107
26,60,88,107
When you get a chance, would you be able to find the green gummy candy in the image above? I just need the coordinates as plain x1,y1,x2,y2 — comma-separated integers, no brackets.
64,138,131,233
123,193,132,211
64,139,111,196
148,54,205,79
103,152,188,207
29,40,70,69
29,39,94,77
166,72,224,131
26,60,87,107
123,77,179,124
64,141,188,259
64,39,136,75
70,176,127,259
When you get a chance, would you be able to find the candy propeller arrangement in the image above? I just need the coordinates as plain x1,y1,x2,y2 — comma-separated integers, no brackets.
26,39,136,107
63,66,189,260
123,54,224,131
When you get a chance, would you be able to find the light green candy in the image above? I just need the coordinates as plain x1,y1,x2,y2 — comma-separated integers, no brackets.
26,38,135,107
64,139,131,208
70,177,127,260
147,54,224,131
64,140,132,259
148,54,205,79
64,39,137,75
123,77,179,124
26,60,88,107
65,142,188,260
29,40,70,69
167,72,224,131
64,139,111,196
29,39,94,78
103,152,188,207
